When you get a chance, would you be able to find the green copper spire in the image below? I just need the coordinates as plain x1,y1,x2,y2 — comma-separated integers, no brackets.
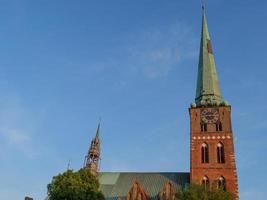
195,9,222,106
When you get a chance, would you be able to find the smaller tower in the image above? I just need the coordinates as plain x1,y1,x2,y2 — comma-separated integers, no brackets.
84,123,101,176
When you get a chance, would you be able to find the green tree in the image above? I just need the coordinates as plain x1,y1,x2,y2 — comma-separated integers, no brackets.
176,184,235,200
47,168,104,200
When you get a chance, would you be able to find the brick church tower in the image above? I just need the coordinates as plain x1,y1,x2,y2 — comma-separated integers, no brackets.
189,9,239,198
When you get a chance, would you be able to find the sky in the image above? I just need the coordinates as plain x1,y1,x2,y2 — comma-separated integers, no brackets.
0,0,266,199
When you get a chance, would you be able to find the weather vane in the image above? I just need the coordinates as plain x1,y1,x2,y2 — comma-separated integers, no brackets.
67,159,71,170
201,0,205,11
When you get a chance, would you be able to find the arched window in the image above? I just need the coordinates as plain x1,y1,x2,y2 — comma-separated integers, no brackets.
218,176,226,190
216,122,223,131
201,143,209,163
201,123,207,132
217,142,225,163
202,176,209,189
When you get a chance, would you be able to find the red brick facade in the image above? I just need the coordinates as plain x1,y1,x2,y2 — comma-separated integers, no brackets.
189,105,238,198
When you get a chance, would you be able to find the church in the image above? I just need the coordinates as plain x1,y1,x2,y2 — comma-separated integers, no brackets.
84,8,239,200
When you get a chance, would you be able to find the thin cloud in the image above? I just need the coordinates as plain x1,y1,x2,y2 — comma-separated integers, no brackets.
0,127,36,158
126,22,198,79
83,22,198,81
0,94,39,159
1,128,31,145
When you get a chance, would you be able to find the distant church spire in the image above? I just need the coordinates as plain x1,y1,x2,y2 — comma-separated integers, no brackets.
195,8,223,106
84,122,101,176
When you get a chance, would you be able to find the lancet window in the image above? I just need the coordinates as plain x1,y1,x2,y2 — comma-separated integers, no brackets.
218,176,226,190
201,123,207,132
201,143,209,163
217,142,225,163
201,176,209,189
216,122,223,132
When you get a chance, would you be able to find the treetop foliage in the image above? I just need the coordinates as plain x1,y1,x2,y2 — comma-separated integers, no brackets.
47,168,104,200
175,184,235,200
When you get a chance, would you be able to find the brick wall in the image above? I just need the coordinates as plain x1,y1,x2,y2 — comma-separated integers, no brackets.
189,106,239,198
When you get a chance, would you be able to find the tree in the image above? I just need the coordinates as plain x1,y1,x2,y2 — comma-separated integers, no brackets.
176,184,235,200
47,168,104,200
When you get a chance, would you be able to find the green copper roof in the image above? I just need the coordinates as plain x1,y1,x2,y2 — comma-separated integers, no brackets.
99,172,189,200
195,10,222,106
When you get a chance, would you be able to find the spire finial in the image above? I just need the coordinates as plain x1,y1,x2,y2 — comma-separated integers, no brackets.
95,118,101,138
201,0,205,12
67,159,71,170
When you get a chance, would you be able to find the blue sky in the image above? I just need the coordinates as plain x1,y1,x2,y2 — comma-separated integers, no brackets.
0,0,266,199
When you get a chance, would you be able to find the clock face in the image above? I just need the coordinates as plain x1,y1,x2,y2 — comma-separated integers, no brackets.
201,108,219,123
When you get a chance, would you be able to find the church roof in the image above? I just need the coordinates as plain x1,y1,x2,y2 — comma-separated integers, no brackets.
99,172,190,200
